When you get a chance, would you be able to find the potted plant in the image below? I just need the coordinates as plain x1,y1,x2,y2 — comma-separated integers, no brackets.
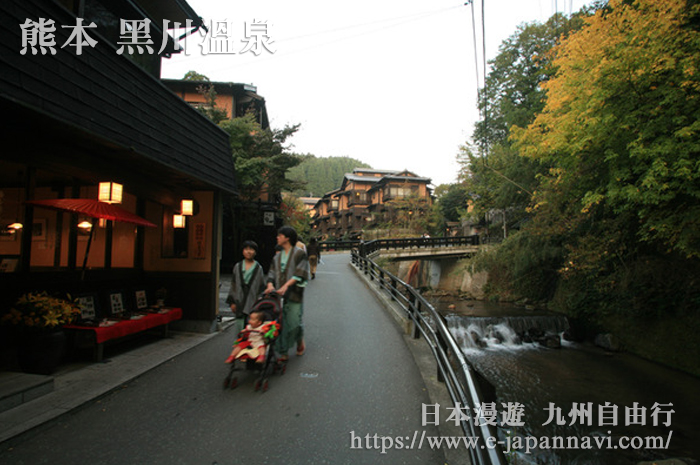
1,291,80,374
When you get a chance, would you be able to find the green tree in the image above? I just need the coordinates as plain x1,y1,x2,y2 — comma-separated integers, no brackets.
458,143,538,226
473,14,571,148
463,13,589,230
220,113,304,202
381,193,432,237
183,70,209,81
196,83,229,124
436,183,469,222
219,114,305,270
180,71,228,124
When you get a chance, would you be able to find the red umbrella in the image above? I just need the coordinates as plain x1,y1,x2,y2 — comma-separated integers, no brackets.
26,198,157,279
25,198,156,228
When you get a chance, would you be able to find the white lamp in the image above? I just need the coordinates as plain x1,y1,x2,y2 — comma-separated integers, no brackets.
181,199,194,216
173,214,186,228
98,182,123,204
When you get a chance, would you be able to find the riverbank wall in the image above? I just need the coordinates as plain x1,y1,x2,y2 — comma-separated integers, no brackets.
392,257,489,299
387,257,700,377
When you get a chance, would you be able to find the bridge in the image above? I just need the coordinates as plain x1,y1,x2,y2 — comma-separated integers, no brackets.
321,235,482,260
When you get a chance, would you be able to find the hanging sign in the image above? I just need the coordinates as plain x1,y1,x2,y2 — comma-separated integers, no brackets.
194,222,206,259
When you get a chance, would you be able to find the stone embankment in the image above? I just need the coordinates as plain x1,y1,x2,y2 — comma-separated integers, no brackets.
393,257,488,299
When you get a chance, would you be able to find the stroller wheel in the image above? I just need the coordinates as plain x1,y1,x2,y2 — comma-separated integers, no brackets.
230,377,238,389
262,379,269,392
281,364,287,375
223,377,230,389
254,379,261,392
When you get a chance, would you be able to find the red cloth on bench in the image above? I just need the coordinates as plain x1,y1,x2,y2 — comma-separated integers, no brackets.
64,308,182,344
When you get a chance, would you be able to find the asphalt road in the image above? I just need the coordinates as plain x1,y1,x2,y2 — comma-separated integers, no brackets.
0,253,444,465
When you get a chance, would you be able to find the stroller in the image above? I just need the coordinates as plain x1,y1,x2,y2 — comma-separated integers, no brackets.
223,292,286,392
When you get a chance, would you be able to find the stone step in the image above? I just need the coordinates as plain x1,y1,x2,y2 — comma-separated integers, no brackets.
0,372,54,414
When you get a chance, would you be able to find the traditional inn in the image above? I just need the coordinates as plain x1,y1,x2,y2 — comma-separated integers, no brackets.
0,0,237,346
161,78,270,129
312,169,433,240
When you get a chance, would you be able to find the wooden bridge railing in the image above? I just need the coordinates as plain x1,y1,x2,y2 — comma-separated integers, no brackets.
321,235,480,256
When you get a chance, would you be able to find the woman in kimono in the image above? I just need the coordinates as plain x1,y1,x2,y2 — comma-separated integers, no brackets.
226,240,267,333
265,226,310,361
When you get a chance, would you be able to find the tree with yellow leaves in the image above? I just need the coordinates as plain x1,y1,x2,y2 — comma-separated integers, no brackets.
514,0,700,258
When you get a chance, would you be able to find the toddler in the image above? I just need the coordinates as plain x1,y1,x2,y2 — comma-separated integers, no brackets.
225,310,277,364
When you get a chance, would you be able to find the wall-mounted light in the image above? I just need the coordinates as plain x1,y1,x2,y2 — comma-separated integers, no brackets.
181,199,194,216
77,221,93,230
6,222,23,232
98,182,123,204
173,214,186,229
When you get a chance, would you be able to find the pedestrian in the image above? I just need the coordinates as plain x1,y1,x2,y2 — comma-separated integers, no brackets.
265,226,309,361
226,240,266,333
306,237,321,279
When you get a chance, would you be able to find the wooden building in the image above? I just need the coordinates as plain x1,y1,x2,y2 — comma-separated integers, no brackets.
312,169,433,240
0,0,236,333
161,79,269,128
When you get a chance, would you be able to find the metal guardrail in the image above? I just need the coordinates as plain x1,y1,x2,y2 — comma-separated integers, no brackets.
350,245,507,465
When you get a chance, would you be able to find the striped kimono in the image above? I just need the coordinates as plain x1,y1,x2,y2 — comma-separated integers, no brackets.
267,246,310,355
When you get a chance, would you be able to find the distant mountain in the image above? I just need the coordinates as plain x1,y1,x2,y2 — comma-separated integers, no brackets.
287,155,372,197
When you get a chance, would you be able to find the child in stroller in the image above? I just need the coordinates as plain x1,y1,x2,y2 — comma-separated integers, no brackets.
223,292,284,391
225,309,276,364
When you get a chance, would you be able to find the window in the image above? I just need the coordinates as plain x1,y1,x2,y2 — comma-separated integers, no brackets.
350,191,369,205
385,186,417,199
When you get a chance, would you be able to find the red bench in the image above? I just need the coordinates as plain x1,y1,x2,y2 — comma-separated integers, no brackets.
64,308,183,361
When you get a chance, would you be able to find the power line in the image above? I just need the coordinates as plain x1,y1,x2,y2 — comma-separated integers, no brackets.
277,5,461,44
168,4,464,70
482,0,487,92
467,1,480,91
481,0,487,157
465,0,533,197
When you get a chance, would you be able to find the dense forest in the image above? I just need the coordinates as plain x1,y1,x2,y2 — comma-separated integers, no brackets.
457,0,700,375
286,155,372,197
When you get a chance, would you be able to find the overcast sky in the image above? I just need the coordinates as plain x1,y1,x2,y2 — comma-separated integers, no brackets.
161,0,593,189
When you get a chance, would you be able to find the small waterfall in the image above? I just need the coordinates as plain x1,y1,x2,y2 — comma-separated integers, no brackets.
446,314,570,351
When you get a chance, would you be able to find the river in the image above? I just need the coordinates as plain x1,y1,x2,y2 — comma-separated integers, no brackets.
430,296,700,465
